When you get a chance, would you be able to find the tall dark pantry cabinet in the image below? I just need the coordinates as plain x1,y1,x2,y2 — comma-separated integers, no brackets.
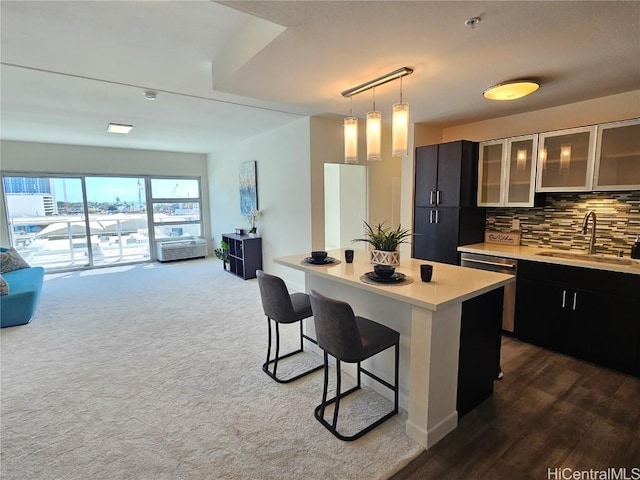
412,140,485,265
413,140,499,418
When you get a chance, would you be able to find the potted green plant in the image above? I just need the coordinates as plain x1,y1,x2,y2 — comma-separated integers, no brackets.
214,239,230,270
352,221,412,266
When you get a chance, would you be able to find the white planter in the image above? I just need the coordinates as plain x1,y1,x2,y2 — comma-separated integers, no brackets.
370,249,400,267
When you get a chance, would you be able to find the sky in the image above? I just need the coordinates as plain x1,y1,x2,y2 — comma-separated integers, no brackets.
51,177,199,204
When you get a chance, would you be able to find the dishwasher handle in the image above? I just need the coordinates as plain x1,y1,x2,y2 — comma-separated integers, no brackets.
463,258,516,270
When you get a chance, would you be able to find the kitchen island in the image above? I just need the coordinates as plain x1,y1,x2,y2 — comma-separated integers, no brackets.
274,249,514,448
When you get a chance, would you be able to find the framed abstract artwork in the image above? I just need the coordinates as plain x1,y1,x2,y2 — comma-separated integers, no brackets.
239,161,258,215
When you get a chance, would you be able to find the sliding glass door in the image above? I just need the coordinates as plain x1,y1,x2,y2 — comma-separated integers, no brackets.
4,176,91,270
84,176,150,267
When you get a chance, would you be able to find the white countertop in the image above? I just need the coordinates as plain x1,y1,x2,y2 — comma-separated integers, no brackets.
458,243,640,275
274,249,514,312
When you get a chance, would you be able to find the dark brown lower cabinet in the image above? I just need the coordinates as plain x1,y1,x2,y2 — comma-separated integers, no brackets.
457,287,504,416
515,260,640,376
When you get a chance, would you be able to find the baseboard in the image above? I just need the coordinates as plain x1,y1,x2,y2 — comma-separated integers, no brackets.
405,410,458,449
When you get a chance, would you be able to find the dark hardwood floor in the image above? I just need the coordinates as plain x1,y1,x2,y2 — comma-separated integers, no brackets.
390,336,640,480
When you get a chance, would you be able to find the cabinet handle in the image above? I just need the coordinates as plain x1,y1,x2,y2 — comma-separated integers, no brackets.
435,210,440,223
572,292,577,311
429,210,435,223
430,191,435,205
463,259,516,269
436,190,441,205
561,290,567,308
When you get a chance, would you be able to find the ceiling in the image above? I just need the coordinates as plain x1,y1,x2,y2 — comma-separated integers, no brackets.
1,1,639,154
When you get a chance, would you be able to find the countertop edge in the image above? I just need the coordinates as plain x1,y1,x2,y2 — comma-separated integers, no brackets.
458,243,640,275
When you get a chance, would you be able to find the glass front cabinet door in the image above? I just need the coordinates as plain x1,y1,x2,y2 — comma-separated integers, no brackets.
504,135,538,206
478,140,504,206
478,134,538,207
536,126,597,192
593,118,640,191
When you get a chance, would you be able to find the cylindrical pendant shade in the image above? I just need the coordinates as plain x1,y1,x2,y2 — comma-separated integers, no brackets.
344,116,358,163
366,110,382,161
392,102,409,157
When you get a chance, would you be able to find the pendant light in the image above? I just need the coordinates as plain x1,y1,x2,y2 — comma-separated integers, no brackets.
343,96,358,163
341,67,413,163
366,88,382,161
392,76,409,157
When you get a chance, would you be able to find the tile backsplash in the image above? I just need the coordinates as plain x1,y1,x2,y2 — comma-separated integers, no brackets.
486,192,640,256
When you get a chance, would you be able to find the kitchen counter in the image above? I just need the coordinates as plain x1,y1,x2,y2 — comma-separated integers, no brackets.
274,249,513,449
458,243,640,275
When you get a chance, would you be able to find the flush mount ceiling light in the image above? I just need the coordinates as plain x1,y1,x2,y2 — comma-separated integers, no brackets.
107,123,133,134
483,80,540,101
143,90,157,101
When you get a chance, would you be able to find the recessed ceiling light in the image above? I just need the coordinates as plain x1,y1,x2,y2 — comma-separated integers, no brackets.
143,91,157,100
107,123,133,134
483,80,540,101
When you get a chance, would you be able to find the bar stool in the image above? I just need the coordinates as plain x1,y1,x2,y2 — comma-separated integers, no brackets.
256,270,323,383
308,290,400,441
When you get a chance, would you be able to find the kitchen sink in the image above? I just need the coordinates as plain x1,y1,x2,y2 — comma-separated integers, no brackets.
536,251,638,266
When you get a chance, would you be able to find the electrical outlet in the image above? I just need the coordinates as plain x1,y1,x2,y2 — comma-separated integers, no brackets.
512,219,520,230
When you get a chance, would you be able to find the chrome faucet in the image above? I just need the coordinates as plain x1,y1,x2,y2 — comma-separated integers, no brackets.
581,210,597,254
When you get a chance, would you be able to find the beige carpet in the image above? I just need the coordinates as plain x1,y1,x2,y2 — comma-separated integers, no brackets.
1,258,423,479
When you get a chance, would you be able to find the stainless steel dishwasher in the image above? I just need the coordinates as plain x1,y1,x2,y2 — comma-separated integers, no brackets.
460,252,517,333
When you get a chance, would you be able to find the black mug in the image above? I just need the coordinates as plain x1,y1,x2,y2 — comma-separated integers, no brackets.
420,264,433,282
344,249,354,264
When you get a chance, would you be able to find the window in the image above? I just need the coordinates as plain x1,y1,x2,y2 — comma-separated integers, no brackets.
2,174,204,271
150,178,202,241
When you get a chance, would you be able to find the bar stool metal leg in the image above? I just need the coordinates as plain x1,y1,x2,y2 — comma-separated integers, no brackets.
262,317,323,384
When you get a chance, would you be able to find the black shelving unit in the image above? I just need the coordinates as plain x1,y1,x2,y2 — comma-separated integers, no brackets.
222,233,262,280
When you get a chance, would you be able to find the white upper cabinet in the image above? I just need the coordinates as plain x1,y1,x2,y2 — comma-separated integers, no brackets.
593,118,640,191
536,126,597,192
478,134,538,207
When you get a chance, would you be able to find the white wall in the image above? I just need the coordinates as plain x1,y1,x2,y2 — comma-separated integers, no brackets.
309,115,344,250
208,117,312,290
324,163,368,250
0,140,209,247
